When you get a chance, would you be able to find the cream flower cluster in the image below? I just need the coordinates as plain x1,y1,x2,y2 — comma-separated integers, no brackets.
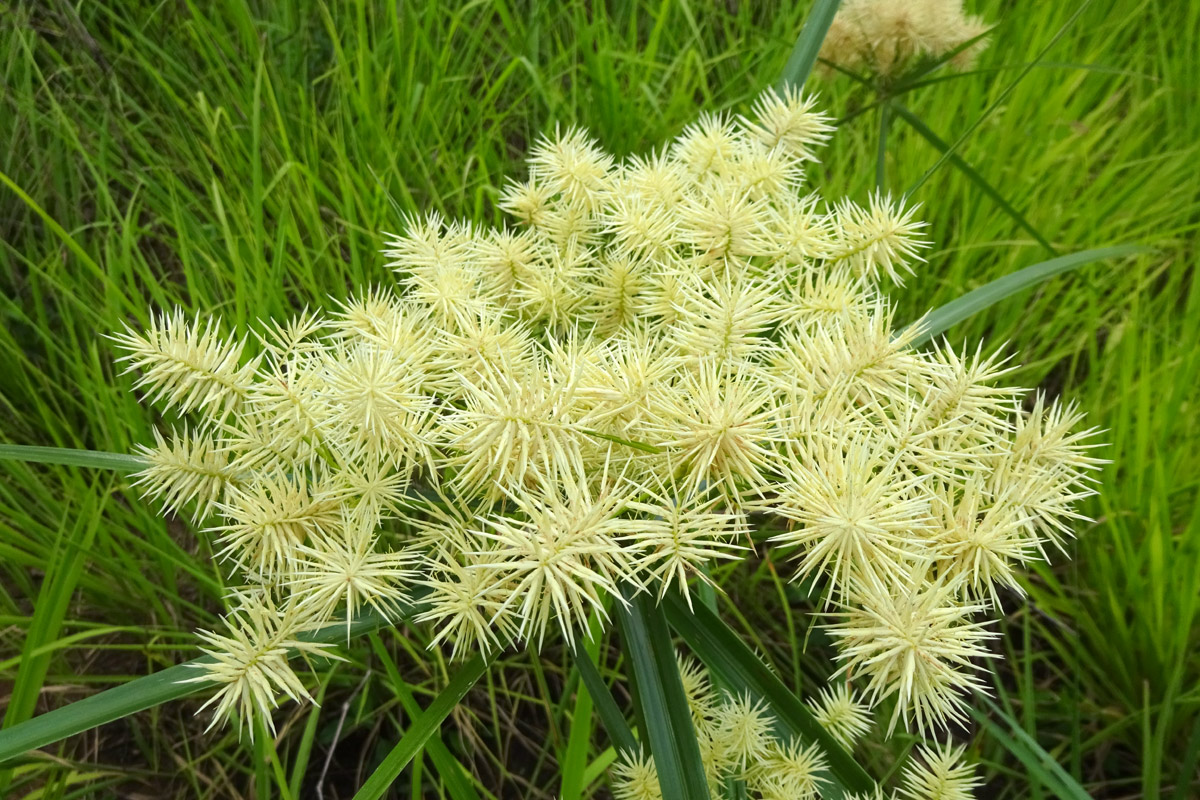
819,0,991,78
614,656,978,800
113,87,1099,744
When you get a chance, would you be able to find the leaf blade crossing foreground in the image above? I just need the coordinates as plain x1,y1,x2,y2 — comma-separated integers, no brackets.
663,594,875,797
618,589,711,800
0,604,423,765
351,652,490,800
904,244,1148,347
0,444,144,472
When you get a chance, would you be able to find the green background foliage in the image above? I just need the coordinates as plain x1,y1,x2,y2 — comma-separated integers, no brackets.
0,0,1196,797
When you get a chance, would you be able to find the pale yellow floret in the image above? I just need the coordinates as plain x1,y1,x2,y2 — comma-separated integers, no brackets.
287,517,415,637
808,682,873,750
133,426,237,522
831,193,930,285
671,112,741,177
897,741,981,800
669,273,785,363
767,436,932,597
186,601,341,738
819,0,991,78
471,470,640,645
746,737,829,800
529,126,614,210
611,748,662,800
441,352,590,498
644,360,780,497
676,654,719,722
741,86,834,162
499,177,555,228
623,480,748,607
112,309,258,415
212,475,343,576
929,476,1039,605
712,691,773,769
828,577,997,735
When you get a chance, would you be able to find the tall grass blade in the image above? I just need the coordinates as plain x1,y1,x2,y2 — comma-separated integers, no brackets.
570,640,638,755
368,633,482,800
0,606,414,764
970,697,1094,800
889,100,1057,254
617,589,710,800
905,245,1146,347
0,445,144,473
350,652,489,800
775,0,841,91
663,594,874,796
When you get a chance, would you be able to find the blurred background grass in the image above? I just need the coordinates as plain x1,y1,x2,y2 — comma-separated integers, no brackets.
1,0,1197,797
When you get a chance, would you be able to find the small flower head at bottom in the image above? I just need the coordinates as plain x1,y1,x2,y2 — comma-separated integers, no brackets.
185,602,341,738
827,578,997,736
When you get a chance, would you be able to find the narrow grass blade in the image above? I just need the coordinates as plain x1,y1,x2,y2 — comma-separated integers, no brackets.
569,639,638,755
905,245,1146,347
891,26,997,90
368,633,482,800
287,666,340,799
1171,713,1200,800
0,445,144,473
663,594,875,796
906,0,1096,194
876,102,891,191
775,0,841,91
889,100,1057,254
0,605,417,764
581,429,662,454
970,697,1093,800
617,589,710,800
350,652,489,800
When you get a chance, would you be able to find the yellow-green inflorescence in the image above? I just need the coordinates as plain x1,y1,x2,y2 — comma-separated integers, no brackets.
114,86,1100,782
818,0,992,79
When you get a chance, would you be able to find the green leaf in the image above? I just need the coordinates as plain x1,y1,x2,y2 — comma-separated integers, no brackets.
663,594,875,796
889,100,1057,255
775,0,841,92
876,102,891,191
0,603,421,765
970,696,1094,800
351,652,489,800
617,589,710,800
580,429,662,454
368,633,482,800
890,25,998,90
569,639,638,755
903,245,1147,347
0,445,145,473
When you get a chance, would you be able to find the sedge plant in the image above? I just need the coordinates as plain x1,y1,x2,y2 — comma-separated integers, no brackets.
0,3,1139,798
99,86,1099,797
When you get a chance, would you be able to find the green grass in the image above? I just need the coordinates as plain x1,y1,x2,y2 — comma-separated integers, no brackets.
1,0,1197,797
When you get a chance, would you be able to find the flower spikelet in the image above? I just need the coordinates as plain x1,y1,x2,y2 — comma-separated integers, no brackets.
898,741,981,800
611,749,662,800
186,602,340,737
808,683,873,750
828,579,997,735
112,309,257,415
133,426,235,521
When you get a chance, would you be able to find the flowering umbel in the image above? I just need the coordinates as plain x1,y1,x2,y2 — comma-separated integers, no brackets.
114,86,1099,759
819,0,992,78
